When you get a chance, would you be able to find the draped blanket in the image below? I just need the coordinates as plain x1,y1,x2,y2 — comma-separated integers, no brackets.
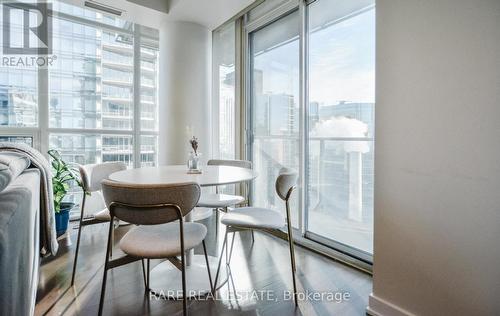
0,143,58,256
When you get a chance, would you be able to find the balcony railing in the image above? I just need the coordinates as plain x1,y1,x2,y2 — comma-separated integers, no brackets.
252,134,374,253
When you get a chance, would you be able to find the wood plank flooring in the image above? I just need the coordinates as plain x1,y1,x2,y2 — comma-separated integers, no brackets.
35,214,372,316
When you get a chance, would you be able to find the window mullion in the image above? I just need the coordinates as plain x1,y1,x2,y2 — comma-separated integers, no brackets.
133,26,142,168
235,18,243,160
38,65,49,156
298,0,308,236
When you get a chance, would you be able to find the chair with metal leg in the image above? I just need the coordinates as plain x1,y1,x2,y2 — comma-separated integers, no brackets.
71,162,126,286
99,180,214,316
197,159,252,210
197,159,253,241
214,167,299,305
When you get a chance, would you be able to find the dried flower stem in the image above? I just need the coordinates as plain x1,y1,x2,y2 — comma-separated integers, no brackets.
189,136,199,155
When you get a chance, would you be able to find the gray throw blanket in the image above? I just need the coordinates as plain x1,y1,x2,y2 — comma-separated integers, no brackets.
0,143,58,256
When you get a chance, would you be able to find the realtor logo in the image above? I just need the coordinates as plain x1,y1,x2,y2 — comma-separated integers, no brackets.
2,2,52,55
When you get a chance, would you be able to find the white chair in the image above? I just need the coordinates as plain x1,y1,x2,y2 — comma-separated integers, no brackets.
99,180,213,316
70,162,126,286
197,159,252,209
214,168,299,305
197,159,253,239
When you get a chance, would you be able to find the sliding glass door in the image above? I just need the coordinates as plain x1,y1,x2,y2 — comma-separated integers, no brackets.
246,0,375,260
306,0,375,257
249,10,300,227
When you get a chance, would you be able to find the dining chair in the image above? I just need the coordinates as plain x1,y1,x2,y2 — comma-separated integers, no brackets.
214,167,299,305
198,159,252,209
99,180,213,316
71,162,126,286
197,159,253,239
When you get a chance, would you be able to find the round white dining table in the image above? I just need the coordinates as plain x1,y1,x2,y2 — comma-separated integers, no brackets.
109,164,258,298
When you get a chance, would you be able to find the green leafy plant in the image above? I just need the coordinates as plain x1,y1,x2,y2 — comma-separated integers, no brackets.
48,149,85,213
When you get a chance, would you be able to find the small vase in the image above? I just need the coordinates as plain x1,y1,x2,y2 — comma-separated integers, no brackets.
187,152,202,173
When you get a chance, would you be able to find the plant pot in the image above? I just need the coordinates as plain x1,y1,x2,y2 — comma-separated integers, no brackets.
55,202,75,237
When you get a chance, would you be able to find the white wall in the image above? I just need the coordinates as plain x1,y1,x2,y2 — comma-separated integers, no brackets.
369,0,500,315
158,21,212,165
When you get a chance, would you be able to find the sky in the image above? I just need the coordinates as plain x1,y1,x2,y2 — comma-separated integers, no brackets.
254,8,375,106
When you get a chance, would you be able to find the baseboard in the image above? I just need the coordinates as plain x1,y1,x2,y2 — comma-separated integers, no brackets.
366,294,415,316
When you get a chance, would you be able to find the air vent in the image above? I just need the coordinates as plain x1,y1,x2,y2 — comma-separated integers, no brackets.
84,1,124,16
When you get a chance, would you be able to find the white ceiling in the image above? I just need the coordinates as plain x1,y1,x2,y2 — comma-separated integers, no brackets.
165,0,254,29
69,0,255,30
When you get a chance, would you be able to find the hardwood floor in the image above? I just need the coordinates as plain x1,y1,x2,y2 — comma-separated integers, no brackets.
35,213,372,316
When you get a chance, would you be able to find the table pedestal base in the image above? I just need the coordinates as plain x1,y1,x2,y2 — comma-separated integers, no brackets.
190,207,214,222
149,255,227,299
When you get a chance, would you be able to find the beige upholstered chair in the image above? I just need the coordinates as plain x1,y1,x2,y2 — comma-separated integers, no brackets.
198,159,252,208
98,180,213,316
71,162,126,286
214,168,299,305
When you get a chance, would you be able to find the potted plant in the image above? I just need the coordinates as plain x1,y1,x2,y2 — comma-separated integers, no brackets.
48,149,85,237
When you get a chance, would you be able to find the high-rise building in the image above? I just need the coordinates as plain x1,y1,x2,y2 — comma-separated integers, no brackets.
44,5,159,167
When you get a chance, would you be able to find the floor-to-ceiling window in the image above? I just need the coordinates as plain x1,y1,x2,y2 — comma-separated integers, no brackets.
306,0,375,256
0,1,159,166
212,22,236,160
214,0,375,263
0,1,159,214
